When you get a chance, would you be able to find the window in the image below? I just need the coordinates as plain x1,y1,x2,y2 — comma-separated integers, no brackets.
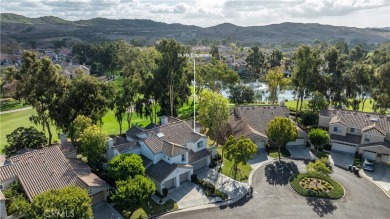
0,184,3,190
333,127,338,132
364,135,370,142
350,128,355,133
333,127,341,133
197,141,204,149
182,154,186,162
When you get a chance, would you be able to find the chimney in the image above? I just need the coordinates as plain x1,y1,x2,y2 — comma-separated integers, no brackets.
161,116,168,126
106,138,114,161
59,133,67,144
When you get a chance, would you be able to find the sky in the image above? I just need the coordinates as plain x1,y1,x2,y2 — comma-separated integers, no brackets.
1,0,390,28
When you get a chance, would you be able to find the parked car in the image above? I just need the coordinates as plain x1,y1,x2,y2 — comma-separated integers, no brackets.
362,159,374,171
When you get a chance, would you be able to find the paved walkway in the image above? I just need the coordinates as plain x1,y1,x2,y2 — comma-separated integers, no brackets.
92,202,123,219
167,182,216,209
0,106,32,114
287,145,316,160
360,162,390,194
197,168,250,199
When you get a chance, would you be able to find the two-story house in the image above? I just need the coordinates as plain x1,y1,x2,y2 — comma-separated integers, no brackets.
106,116,211,194
319,109,390,163
230,105,307,149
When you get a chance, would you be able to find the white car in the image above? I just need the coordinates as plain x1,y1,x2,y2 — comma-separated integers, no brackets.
362,159,374,172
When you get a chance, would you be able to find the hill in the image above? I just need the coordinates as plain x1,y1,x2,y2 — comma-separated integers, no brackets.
1,13,389,48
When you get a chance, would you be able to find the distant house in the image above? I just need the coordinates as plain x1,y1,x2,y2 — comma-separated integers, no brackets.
319,109,390,163
107,116,211,194
61,64,90,79
0,140,110,218
229,105,307,149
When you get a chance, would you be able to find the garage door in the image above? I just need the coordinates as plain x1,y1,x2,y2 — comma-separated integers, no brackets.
363,150,377,160
91,191,105,205
332,143,356,154
164,177,175,189
256,141,265,149
381,154,390,163
179,172,189,183
193,158,207,172
286,139,305,147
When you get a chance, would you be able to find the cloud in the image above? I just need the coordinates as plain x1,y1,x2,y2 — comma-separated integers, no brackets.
1,0,389,27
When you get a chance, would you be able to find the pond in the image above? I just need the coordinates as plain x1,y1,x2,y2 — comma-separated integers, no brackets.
221,80,297,102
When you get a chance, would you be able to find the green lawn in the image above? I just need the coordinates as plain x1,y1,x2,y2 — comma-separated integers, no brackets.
268,148,291,159
285,98,387,113
217,147,252,182
310,150,329,159
0,109,153,154
0,99,28,111
0,109,60,153
114,198,178,219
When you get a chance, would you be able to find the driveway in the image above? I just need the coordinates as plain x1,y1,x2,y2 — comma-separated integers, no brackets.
248,149,269,168
197,168,250,199
92,202,123,219
329,151,355,169
287,146,316,160
164,159,390,219
167,181,213,209
362,162,390,192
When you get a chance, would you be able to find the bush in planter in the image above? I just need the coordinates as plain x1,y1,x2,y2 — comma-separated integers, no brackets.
163,188,168,197
191,174,198,183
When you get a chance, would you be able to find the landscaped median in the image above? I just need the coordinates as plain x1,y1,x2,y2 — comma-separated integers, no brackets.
289,173,344,199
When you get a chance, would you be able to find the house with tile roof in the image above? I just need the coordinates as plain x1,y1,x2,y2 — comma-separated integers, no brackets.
106,116,211,194
319,109,390,163
0,142,110,218
230,105,307,149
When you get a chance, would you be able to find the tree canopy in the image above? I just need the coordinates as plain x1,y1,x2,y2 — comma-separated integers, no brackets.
3,126,47,157
266,66,290,103
267,117,298,161
308,128,329,152
198,90,230,145
78,125,107,169
306,158,332,177
29,186,92,219
112,175,156,211
224,135,257,179
108,154,145,181
228,83,254,105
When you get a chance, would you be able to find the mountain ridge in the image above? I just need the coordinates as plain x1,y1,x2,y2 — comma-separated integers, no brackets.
1,13,389,47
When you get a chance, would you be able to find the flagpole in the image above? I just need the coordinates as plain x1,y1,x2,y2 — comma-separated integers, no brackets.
193,58,196,131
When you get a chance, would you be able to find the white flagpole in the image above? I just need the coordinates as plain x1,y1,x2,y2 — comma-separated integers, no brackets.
193,58,196,131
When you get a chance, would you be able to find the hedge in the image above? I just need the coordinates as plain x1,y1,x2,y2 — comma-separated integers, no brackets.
289,173,344,199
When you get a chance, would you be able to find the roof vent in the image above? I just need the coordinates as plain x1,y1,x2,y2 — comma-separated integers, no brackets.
156,133,165,138
370,116,379,122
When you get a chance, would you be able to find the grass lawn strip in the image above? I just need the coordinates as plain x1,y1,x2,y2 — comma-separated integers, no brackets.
114,198,178,219
289,172,344,199
268,148,291,159
0,99,28,112
216,147,252,182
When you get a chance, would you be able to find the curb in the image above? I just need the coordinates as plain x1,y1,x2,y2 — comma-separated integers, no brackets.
287,174,346,200
359,169,390,199
158,157,275,218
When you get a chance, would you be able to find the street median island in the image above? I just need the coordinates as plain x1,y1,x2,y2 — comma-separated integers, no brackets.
289,173,344,199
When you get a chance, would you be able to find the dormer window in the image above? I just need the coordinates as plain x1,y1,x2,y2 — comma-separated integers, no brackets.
197,141,204,149
0,184,3,190
182,154,186,162
350,128,355,133
333,127,342,133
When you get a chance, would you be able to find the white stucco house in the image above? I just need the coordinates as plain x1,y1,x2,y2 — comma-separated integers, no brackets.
106,116,211,194
318,109,390,163
229,105,307,149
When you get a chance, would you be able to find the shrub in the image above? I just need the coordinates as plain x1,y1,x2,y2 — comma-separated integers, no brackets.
191,174,198,183
162,188,168,197
290,173,344,199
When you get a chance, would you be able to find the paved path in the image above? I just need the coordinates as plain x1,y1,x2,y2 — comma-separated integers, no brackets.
92,202,123,219
163,159,390,219
0,106,32,115
167,182,215,209
360,162,390,195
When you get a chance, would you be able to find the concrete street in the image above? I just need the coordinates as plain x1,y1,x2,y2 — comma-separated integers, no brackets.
163,159,390,219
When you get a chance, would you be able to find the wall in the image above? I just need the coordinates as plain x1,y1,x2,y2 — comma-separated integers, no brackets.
385,132,390,141
318,115,330,128
347,127,362,136
329,123,347,136
249,135,268,146
0,197,6,219
360,134,385,145
140,142,156,163
359,145,390,156
88,187,109,198
161,167,193,190
0,178,17,190
192,137,208,153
